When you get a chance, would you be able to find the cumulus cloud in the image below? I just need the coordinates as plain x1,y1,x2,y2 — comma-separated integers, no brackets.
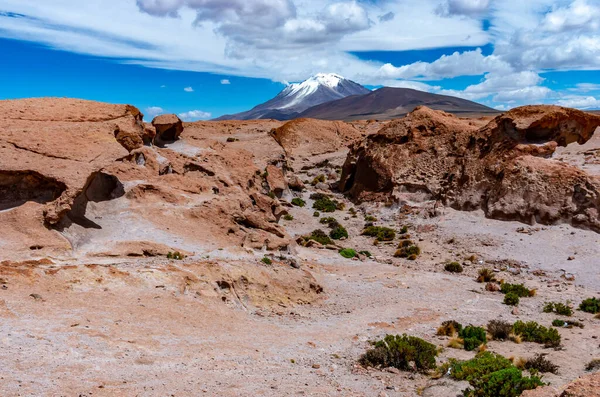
145,106,164,118
220,79,231,84
183,86,194,92
556,95,600,109
178,110,212,120
570,83,600,93
436,0,490,17
541,0,600,33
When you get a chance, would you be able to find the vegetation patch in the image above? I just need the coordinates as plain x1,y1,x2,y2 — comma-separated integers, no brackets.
339,248,357,259
501,283,535,298
477,268,496,283
512,321,561,348
459,325,487,351
283,214,294,221
504,292,520,306
320,217,340,228
311,175,326,185
543,301,573,316
364,215,377,222
487,320,513,341
291,198,306,207
579,297,600,314
313,211,320,217
362,226,396,241
302,229,333,246
524,354,559,374
312,196,340,213
436,320,463,337
167,251,184,260
329,226,348,240
261,256,272,265
359,250,372,258
359,334,438,372
586,359,600,372
552,319,584,329
444,262,463,273
394,245,421,260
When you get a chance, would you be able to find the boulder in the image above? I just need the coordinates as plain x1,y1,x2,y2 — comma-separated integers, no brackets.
152,114,183,143
265,164,287,198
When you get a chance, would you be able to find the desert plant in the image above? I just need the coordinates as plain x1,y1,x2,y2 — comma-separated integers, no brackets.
524,354,559,374
313,211,320,217
504,292,520,306
313,196,338,212
167,251,184,260
543,302,573,316
437,320,463,336
501,283,535,298
460,326,487,351
329,226,348,240
488,320,513,341
586,359,600,372
267,191,277,199
362,226,396,241
339,248,357,259
261,256,272,265
359,250,372,258
305,229,333,246
320,217,340,228
447,336,464,349
283,214,294,221
311,174,326,185
445,262,463,273
399,225,409,234
364,215,377,222
394,245,421,258
291,198,306,207
359,334,438,372
579,297,600,314
552,319,584,329
477,268,496,283
512,321,561,348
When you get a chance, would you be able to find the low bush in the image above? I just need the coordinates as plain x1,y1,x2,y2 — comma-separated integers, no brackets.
543,301,573,316
579,297,600,314
309,192,328,200
291,198,306,207
313,211,320,217
283,214,294,221
477,268,496,283
261,256,272,265
398,239,414,248
586,359,600,372
552,319,584,329
445,262,463,273
311,174,326,185
487,320,513,341
399,225,409,234
394,245,421,259
313,196,339,212
362,226,396,241
436,320,463,336
329,226,348,240
167,251,184,260
305,229,333,246
460,325,487,351
504,292,520,306
339,248,357,259
524,354,559,374
364,215,377,222
320,217,340,228
512,321,561,348
501,283,535,298
359,250,372,258
359,334,438,372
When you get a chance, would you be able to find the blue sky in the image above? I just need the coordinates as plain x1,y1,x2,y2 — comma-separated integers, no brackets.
0,0,599,119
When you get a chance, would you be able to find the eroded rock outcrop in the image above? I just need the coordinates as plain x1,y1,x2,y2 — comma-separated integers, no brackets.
152,114,183,143
340,105,600,231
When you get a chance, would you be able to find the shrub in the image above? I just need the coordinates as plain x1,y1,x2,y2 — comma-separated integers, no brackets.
552,319,584,329
313,196,338,212
359,334,438,372
394,245,421,258
311,174,326,185
399,225,409,234
445,262,463,273
365,215,377,222
437,320,463,336
543,302,573,316
339,248,357,259
359,250,372,258
283,214,294,221
512,321,561,348
586,359,600,372
309,192,328,200
407,254,418,261
501,283,535,298
320,217,340,228
504,293,520,306
477,268,496,283
306,229,332,246
291,198,306,207
167,251,184,260
362,226,396,241
447,352,544,397
329,226,348,240
267,191,276,199
524,354,559,374
261,256,272,265
579,297,600,314
313,211,320,217
487,320,513,341
460,326,487,351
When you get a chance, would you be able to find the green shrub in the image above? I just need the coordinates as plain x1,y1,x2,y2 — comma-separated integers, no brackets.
552,319,584,329
362,226,396,241
291,198,306,207
313,196,338,212
504,292,520,306
313,211,320,217
586,359,600,372
359,334,438,372
445,262,463,273
460,326,487,351
339,248,357,259
364,215,377,222
398,239,414,248
320,217,340,228
579,297,600,314
394,245,421,258
329,226,348,240
487,320,513,341
261,256,272,265
448,352,544,397
306,229,332,246
524,354,559,374
359,250,372,258
283,214,294,221
167,251,184,260
399,225,409,234
543,302,573,316
477,268,496,283
311,174,326,185
501,283,534,298
512,321,561,348
437,320,463,336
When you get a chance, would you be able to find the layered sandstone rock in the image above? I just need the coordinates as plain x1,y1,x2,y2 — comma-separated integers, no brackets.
340,105,600,231
522,371,600,397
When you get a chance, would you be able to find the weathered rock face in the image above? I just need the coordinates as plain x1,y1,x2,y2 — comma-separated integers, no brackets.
521,371,600,397
152,114,183,143
340,105,600,232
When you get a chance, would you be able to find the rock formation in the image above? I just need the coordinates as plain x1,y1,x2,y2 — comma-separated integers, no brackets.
340,105,600,232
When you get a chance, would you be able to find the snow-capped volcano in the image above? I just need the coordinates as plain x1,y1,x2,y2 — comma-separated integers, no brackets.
216,73,370,120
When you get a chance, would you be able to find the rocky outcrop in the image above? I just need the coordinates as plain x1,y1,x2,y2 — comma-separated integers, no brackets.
522,371,600,397
152,114,183,143
340,105,600,232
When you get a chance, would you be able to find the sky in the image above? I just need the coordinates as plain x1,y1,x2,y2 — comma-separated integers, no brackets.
0,0,599,120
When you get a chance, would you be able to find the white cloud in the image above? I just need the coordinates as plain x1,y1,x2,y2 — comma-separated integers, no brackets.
220,79,231,85
570,83,600,93
556,95,600,109
436,0,490,17
178,110,212,121
183,86,194,92
145,106,164,118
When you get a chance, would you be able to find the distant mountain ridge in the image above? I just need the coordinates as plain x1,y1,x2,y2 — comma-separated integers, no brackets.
216,73,498,121
216,73,370,120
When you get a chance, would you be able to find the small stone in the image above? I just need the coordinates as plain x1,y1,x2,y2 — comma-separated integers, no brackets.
29,293,43,301
511,307,520,315
567,256,575,261
312,364,321,369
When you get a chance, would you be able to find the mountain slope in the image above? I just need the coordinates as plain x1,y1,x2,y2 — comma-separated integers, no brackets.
216,73,370,120
298,87,499,120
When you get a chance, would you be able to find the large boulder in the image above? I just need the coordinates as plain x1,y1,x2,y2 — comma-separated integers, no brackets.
340,105,600,232
152,114,183,143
